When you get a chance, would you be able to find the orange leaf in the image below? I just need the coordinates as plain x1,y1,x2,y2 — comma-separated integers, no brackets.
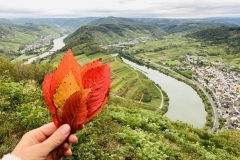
49,49,82,106
61,89,90,133
42,49,111,133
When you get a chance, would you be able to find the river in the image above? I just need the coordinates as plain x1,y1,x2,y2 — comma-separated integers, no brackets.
24,36,207,128
121,58,207,128
25,35,67,64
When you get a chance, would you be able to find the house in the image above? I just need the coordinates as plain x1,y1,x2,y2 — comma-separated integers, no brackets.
222,114,229,119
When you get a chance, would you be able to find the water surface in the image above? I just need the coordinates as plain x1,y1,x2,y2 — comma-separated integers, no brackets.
122,58,206,128
26,35,67,64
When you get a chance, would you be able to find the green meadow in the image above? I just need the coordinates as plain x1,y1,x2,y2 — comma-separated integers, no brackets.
0,33,38,53
12,54,37,62
129,34,240,68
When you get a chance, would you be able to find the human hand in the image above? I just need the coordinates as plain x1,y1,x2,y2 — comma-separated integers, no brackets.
11,122,78,160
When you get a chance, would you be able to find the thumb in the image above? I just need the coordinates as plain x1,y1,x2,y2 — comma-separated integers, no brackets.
41,124,71,152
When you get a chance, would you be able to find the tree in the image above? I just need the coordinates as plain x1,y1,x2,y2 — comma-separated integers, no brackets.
0,57,17,80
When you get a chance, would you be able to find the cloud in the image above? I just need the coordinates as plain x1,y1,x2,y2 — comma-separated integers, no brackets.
118,0,137,4
0,0,240,18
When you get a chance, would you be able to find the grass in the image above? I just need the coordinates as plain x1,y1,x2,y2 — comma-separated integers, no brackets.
3,33,38,45
127,34,240,69
13,54,37,62
0,42,20,52
0,33,38,56
1,76,240,159
35,47,49,53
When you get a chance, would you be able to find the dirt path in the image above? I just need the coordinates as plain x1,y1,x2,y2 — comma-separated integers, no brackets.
153,83,164,111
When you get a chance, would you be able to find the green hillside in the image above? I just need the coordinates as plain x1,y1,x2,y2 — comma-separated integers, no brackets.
64,17,167,47
136,18,237,34
188,26,240,54
0,22,65,59
205,17,240,25
11,17,98,31
0,69,240,159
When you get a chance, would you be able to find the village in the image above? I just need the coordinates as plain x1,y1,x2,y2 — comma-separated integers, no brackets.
20,35,59,54
179,55,240,130
102,37,152,49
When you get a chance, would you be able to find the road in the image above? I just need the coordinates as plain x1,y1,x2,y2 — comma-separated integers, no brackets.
190,80,219,133
153,83,164,111
142,58,219,133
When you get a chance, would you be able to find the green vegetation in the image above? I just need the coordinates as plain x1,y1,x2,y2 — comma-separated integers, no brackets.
63,17,166,48
11,17,98,31
0,74,51,157
42,51,163,110
119,52,213,130
188,26,240,54
1,72,240,159
177,69,194,79
0,57,55,84
0,22,65,59
2,17,240,159
136,18,237,34
122,28,240,72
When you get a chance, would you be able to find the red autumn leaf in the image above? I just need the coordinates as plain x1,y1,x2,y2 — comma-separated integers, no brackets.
82,62,111,122
42,49,111,133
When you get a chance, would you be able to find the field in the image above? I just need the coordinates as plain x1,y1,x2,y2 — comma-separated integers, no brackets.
129,34,240,68
12,54,37,62
0,33,38,53
43,52,162,110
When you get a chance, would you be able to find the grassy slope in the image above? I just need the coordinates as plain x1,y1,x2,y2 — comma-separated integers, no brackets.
69,102,240,160
0,22,65,59
0,75,239,159
128,31,240,69
188,26,240,55
64,17,167,47
135,18,237,34
130,34,202,66
11,17,98,31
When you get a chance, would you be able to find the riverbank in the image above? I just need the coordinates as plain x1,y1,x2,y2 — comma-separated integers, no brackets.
120,53,213,131
25,35,67,64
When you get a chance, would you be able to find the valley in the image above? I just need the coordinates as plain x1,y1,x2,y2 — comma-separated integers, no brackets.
118,31,240,130
1,17,240,159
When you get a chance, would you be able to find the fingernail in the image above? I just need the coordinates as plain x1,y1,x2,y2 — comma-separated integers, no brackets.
60,124,70,135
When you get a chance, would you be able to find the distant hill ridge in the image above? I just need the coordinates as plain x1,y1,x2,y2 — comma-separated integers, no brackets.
135,18,237,34
11,17,99,31
205,17,240,25
64,17,167,47
188,26,240,54
0,22,65,58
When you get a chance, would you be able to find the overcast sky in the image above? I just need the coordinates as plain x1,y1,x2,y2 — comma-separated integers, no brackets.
1,0,240,18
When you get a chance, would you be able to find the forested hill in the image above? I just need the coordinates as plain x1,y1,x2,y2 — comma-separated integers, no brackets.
135,18,237,34
188,26,240,54
0,22,64,37
0,21,65,59
63,17,167,54
0,18,13,23
11,17,99,31
205,17,240,25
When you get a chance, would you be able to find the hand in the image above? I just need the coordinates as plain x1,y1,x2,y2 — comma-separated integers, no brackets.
11,122,78,160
